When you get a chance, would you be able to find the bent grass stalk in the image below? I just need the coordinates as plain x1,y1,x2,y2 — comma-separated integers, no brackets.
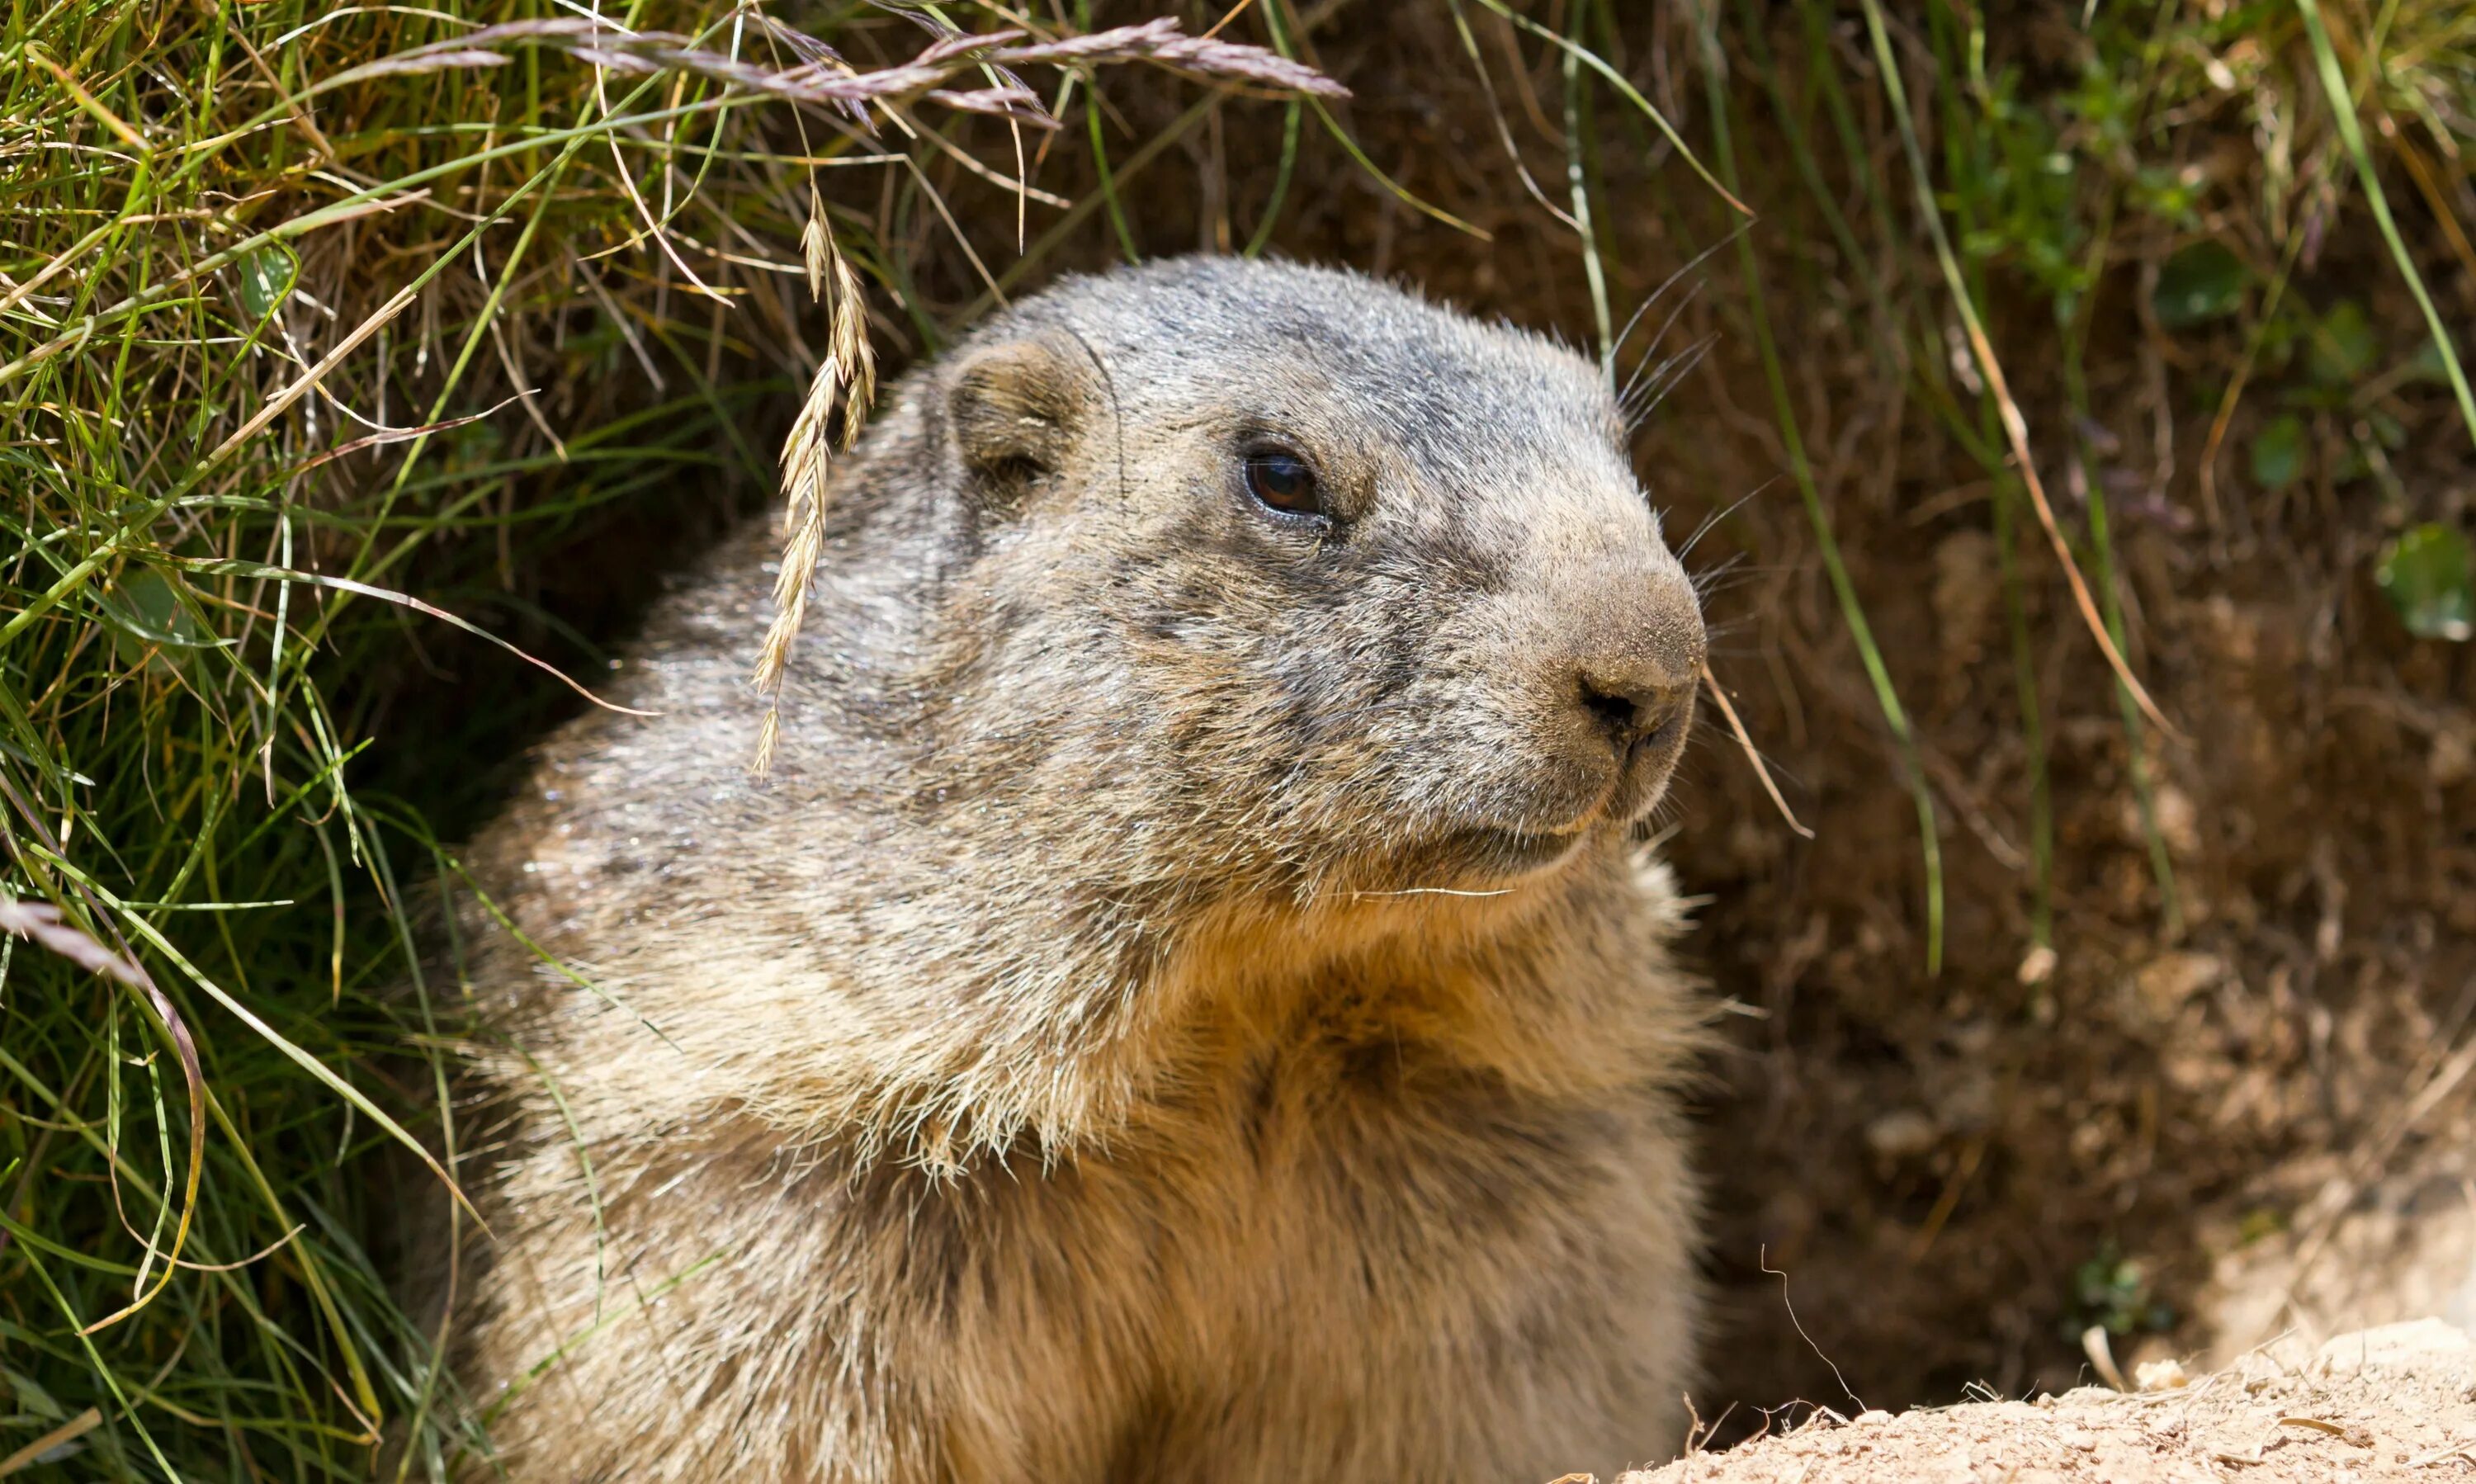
1855,0,2180,746
1472,0,1749,218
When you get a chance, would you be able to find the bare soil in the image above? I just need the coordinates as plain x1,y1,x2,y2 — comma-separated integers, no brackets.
1614,1321,2476,1483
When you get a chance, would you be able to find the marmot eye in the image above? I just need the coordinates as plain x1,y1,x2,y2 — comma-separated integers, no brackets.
1244,450,1323,518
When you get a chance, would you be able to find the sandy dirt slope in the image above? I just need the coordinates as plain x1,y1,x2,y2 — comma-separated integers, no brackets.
1610,1321,2476,1483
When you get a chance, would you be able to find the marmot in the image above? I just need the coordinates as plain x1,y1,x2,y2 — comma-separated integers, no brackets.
429,256,1709,1482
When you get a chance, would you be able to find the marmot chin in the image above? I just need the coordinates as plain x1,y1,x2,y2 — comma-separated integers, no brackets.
432,255,1710,1482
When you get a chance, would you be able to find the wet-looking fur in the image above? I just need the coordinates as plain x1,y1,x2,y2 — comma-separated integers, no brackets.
428,257,1710,1482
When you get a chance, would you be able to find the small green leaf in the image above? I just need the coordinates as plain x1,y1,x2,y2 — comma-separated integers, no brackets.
2376,523,2474,641
6,1364,67,1421
2152,240,2247,328
2403,334,2451,385
234,243,298,322
2249,414,2307,489
2307,299,2378,387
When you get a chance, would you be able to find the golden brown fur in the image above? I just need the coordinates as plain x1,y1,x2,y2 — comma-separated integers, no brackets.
425,257,1709,1481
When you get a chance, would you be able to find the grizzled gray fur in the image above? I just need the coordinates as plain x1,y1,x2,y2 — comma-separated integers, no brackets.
423,256,1710,1482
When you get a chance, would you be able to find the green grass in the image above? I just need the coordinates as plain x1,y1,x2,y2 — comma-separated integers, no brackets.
3,0,2472,1474
0,2,806,1468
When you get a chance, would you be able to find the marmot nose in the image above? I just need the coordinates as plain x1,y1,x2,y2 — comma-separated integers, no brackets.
1576,666,1692,755
1556,559,1705,759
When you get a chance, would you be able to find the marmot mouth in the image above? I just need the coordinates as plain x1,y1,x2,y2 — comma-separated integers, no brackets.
1339,821,1595,900
1425,823,1590,881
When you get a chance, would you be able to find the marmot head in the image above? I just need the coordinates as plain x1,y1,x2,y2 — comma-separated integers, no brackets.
829,257,1704,917
541,258,1715,1156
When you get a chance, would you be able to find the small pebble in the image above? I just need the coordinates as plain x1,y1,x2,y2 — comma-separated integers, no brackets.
2135,1357,2190,1392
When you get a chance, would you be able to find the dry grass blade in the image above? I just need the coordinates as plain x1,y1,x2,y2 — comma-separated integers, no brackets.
755,209,874,776
343,14,1343,119
0,899,156,990
203,281,423,468
294,395,527,471
749,17,1335,773
0,1407,103,1477
2082,1324,2131,1392
999,17,1348,96
1854,0,2179,743
1701,663,1813,839
182,564,658,716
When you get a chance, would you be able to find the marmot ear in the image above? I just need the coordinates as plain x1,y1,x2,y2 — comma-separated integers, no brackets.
947,332,1092,516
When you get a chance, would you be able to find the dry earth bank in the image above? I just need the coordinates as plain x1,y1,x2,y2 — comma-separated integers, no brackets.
1609,1321,2476,1484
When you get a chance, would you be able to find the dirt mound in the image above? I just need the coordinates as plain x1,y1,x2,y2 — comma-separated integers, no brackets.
1613,1321,2476,1483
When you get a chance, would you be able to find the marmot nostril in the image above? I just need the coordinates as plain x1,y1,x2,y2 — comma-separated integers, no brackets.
1579,675,1646,745
1576,669,1687,752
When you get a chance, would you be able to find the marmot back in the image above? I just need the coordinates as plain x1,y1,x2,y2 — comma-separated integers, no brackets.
428,256,1710,1482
